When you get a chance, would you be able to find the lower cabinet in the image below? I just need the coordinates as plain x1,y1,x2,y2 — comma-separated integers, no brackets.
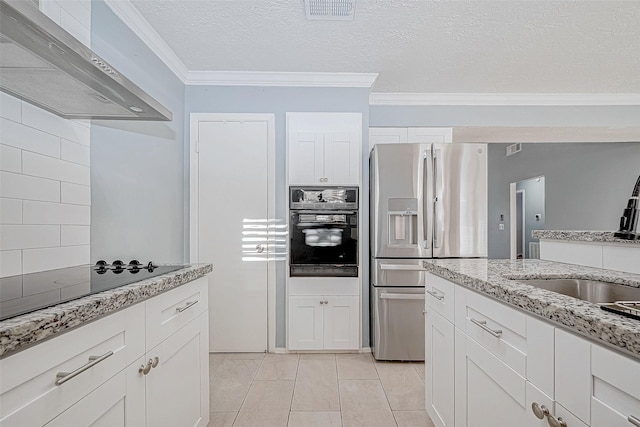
288,295,359,350
425,311,454,427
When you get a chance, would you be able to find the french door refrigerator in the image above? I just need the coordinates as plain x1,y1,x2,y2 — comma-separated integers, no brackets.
370,143,487,360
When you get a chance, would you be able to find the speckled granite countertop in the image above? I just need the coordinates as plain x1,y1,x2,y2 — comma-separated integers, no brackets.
0,264,213,358
423,259,640,359
532,230,640,245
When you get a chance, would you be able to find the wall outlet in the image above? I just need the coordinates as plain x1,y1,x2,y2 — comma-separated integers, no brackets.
499,223,505,230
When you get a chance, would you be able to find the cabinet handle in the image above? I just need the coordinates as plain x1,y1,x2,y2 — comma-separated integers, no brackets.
151,356,159,368
176,300,198,313
55,351,114,386
426,290,444,301
470,318,503,338
547,415,567,427
629,415,640,427
531,402,550,420
139,360,152,375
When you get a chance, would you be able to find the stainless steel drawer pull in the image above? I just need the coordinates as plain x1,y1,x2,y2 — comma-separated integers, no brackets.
55,351,114,386
628,415,640,427
470,318,503,338
426,290,444,301
176,300,198,313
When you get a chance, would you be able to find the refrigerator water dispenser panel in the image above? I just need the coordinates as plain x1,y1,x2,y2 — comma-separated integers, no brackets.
387,198,418,247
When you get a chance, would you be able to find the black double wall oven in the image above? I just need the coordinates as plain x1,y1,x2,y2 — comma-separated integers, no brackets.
289,186,358,277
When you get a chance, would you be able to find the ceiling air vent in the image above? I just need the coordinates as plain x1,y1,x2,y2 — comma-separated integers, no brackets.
506,143,522,156
304,0,356,20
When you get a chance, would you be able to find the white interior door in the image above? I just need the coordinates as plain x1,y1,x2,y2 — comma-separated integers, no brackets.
197,120,268,352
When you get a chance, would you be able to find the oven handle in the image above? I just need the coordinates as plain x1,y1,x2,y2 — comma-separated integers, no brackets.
380,264,425,271
380,293,425,300
297,222,347,227
292,210,357,215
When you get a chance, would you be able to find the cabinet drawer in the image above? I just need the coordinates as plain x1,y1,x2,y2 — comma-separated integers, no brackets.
0,303,144,426
425,273,455,323
455,287,527,376
591,343,640,427
146,277,208,352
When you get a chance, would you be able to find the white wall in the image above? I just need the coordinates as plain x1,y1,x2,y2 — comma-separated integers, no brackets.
0,0,92,277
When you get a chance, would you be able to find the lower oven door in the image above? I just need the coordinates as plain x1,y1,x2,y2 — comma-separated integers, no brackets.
289,211,358,277
371,286,425,361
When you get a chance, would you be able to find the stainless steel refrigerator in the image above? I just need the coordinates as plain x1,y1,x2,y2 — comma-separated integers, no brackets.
370,143,487,361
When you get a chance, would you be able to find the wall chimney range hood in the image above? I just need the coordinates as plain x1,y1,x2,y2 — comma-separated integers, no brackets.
0,0,172,121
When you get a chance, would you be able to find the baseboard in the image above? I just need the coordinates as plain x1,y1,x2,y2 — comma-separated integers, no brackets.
271,347,287,354
361,347,372,353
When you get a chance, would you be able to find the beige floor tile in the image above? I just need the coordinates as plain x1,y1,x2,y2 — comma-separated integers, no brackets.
412,362,425,380
254,353,300,380
207,411,237,427
339,379,396,427
336,354,378,380
375,361,425,411
210,359,262,412
292,359,340,411
209,353,227,380
288,411,342,427
299,353,337,360
393,411,435,427
223,352,266,360
233,381,295,427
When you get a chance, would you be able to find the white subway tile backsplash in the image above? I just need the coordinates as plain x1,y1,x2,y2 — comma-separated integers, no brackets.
61,139,90,166
61,225,90,246
0,118,61,158
60,9,91,47
22,151,90,185
23,201,90,225
61,182,91,205
23,245,90,274
0,144,21,173
0,171,60,202
21,103,90,146
0,225,60,250
0,198,22,224
0,93,21,122
0,250,22,277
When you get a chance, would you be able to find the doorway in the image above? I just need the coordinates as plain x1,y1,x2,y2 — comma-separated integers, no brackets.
510,176,545,259
190,114,276,352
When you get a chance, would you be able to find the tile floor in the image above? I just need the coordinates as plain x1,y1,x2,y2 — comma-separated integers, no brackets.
207,353,436,427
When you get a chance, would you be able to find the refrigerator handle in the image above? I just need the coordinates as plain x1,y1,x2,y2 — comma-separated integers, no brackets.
433,149,442,249
422,149,431,250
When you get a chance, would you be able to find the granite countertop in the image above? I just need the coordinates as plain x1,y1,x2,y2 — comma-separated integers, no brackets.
532,230,640,245
0,264,213,358
423,258,640,359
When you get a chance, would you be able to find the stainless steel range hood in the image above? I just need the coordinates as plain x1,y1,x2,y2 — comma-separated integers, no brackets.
0,0,172,121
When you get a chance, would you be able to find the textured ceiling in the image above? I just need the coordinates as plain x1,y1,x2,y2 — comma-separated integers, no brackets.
130,0,640,93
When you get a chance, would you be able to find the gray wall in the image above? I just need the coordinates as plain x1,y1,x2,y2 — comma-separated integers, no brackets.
488,143,640,259
90,1,186,264
370,105,640,127
516,177,545,257
185,86,371,348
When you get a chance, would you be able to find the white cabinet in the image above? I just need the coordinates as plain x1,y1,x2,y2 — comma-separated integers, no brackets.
0,277,210,427
369,127,452,151
288,295,358,350
425,311,454,427
555,328,591,425
289,131,360,185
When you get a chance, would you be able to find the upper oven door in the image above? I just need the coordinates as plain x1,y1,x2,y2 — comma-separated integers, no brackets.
289,211,358,266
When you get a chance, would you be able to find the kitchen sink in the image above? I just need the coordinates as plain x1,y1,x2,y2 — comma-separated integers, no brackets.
516,278,640,304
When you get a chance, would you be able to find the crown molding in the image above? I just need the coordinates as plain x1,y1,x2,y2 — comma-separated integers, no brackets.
104,0,189,83
369,93,640,106
186,71,379,87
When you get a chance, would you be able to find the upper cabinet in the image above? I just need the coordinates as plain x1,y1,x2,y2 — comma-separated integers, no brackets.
287,113,362,186
369,127,453,151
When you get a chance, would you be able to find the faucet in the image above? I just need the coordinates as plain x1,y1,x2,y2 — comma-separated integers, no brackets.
614,174,640,240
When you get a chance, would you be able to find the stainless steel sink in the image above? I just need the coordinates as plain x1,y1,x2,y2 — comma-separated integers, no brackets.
516,278,640,304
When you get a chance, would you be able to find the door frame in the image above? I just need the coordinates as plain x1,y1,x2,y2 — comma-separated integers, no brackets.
189,113,277,353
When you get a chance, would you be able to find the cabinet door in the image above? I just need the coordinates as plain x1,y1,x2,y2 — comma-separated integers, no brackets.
369,127,408,150
146,314,209,427
323,295,359,350
454,328,527,427
44,371,128,427
407,127,452,144
526,382,554,427
324,132,360,185
289,132,324,185
288,296,324,350
425,311,454,427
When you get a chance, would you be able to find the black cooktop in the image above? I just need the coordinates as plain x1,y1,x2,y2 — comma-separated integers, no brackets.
0,261,186,321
